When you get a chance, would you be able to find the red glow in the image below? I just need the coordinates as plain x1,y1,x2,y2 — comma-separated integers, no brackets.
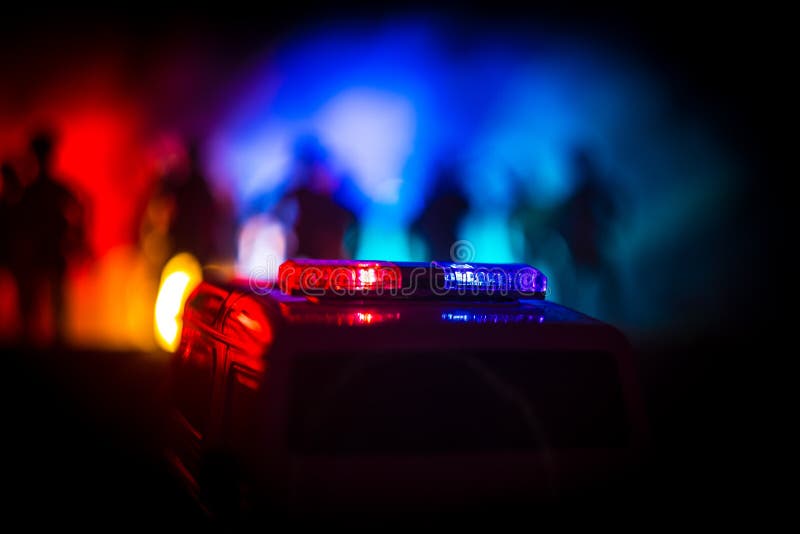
1,68,155,257
56,108,152,255
279,259,402,296
0,54,195,347
280,305,401,326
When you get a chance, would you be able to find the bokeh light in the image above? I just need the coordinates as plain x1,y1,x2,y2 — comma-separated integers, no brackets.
154,253,202,352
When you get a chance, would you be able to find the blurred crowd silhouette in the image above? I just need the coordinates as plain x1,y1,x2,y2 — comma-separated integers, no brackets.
1,130,88,344
0,122,624,347
138,140,235,272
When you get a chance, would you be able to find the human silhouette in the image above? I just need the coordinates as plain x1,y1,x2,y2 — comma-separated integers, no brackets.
277,136,357,259
15,131,86,343
557,148,620,316
411,163,470,261
163,142,221,266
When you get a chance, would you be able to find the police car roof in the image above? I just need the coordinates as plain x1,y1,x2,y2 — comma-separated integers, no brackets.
251,285,600,327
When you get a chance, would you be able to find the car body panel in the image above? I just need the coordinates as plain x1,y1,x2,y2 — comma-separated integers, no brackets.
164,280,647,512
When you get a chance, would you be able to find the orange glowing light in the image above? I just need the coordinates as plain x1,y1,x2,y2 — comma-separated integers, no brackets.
154,253,202,351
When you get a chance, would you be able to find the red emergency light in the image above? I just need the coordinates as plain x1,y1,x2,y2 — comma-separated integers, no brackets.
279,259,402,296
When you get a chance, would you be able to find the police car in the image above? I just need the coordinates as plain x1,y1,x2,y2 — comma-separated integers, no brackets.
163,259,646,519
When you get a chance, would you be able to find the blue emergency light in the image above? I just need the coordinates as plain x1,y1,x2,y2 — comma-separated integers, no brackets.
278,259,547,299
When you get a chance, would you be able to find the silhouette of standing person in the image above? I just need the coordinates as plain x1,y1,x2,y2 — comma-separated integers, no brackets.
411,163,470,261
164,141,220,266
558,148,620,316
16,130,86,344
277,136,357,259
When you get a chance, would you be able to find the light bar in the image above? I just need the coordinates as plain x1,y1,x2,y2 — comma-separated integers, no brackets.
433,262,547,295
277,259,547,299
279,259,401,296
